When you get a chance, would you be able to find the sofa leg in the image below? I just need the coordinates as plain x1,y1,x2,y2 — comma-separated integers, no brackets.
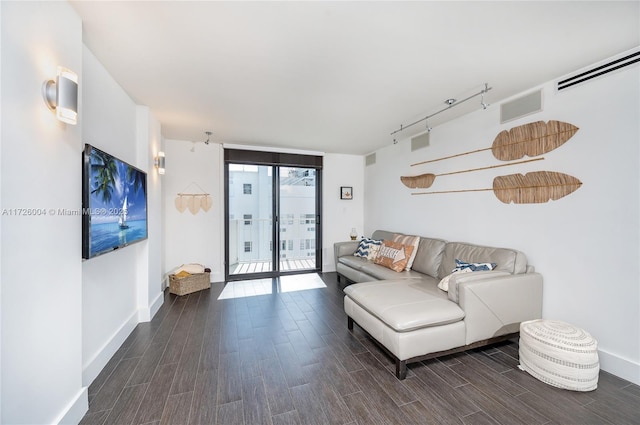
347,316,354,331
396,360,407,380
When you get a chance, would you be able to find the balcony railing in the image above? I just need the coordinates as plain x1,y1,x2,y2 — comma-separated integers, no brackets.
229,259,316,274
229,218,316,275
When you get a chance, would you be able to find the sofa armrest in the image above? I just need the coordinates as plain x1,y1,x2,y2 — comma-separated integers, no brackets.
447,270,511,303
334,241,360,265
457,272,543,344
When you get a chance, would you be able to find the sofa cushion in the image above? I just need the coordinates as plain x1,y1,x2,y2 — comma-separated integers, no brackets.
338,255,370,271
371,230,397,242
344,280,465,332
410,237,447,278
374,240,415,272
360,262,419,280
438,242,528,278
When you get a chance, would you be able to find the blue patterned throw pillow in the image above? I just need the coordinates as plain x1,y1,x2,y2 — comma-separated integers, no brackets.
453,259,497,272
354,238,383,261
438,259,498,292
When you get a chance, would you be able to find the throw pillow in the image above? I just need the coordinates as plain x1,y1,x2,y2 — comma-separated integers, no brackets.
176,263,205,274
374,240,415,272
438,269,472,291
392,234,420,271
438,259,498,292
353,238,383,261
454,259,497,272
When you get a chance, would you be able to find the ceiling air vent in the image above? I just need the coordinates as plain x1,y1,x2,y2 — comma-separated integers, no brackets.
557,50,640,91
365,153,376,166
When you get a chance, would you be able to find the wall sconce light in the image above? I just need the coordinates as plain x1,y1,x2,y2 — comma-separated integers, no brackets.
154,151,166,175
42,66,78,125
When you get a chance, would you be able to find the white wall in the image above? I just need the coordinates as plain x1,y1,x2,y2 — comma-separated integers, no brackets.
136,106,164,322
365,55,640,384
322,153,365,272
0,2,86,423
81,47,164,386
163,147,363,277
164,140,224,282
0,3,4,420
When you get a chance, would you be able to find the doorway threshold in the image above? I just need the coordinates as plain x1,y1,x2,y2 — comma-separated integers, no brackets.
217,273,326,300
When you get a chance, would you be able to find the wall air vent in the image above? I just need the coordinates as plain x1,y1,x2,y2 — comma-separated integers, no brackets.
500,89,543,124
365,153,376,166
557,50,640,91
411,132,430,152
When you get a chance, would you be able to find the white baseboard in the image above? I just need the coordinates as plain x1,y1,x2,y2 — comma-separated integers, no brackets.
138,291,164,322
54,386,88,425
599,348,640,385
82,311,138,387
211,271,224,283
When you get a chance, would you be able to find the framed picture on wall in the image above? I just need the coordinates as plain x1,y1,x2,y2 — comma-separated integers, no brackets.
340,186,353,200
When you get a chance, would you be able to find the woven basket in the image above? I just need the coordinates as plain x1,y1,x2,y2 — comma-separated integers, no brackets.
169,272,211,296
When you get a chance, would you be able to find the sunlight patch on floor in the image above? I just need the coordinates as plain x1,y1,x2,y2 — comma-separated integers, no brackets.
217,273,326,300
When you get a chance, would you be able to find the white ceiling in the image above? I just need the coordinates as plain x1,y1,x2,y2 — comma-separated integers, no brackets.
70,1,639,155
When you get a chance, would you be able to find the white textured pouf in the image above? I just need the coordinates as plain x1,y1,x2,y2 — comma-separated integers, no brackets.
519,319,599,391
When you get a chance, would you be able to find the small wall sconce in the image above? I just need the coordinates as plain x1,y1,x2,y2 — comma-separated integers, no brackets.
154,151,166,175
42,66,78,125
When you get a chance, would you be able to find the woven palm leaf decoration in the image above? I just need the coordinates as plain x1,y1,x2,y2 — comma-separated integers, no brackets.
491,121,579,161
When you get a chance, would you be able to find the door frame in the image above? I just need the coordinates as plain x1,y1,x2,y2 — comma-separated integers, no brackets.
224,149,323,282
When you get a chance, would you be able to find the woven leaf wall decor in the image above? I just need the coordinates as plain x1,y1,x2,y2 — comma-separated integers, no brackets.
412,171,582,203
492,171,582,204
411,120,579,167
491,120,579,161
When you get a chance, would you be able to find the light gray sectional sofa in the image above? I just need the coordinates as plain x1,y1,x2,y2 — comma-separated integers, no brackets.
335,230,543,379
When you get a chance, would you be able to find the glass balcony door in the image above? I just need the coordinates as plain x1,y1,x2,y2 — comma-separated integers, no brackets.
278,167,318,273
227,164,274,277
226,161,321,281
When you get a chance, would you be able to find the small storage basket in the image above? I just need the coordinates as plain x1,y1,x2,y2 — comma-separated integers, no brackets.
169,272,211,296
519,319,599,391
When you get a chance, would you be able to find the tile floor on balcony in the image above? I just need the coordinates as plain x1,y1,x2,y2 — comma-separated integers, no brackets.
229,259,316,275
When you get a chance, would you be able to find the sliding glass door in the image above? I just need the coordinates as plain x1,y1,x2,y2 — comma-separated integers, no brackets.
227,164,274,275
225,150,322,281
278,167,318,272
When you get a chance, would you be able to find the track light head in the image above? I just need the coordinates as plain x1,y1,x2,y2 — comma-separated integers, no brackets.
480,93,490,109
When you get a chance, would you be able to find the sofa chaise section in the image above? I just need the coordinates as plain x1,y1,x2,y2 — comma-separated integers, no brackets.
337,230,543,379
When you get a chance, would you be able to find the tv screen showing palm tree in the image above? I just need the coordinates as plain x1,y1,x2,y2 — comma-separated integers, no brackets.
82,144,148,259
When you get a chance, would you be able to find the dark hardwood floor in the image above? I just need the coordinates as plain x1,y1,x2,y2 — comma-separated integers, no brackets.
80,272,640,425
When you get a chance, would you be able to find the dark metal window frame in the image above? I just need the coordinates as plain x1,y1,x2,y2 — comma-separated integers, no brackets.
224,149,323,282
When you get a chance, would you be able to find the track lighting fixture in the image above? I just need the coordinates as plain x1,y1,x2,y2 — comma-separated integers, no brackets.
390,83,492,140
204,131,212,145
480,92,490,109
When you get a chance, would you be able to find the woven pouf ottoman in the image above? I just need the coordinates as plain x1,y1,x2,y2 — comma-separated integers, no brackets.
518,319,599,391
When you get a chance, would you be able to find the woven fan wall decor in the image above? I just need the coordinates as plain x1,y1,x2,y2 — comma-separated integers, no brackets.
175,182,212,214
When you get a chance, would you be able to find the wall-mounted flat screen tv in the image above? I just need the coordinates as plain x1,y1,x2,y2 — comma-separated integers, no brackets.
82,144,148,259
